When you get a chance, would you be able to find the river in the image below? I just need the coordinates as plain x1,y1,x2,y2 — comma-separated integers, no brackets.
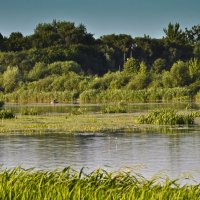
0,103,200,183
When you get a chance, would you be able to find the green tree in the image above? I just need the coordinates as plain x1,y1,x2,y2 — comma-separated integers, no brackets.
139,61,147,75
28,62,46,81
3,66,20,92
185,25,200,45
123,58,138,74
163,23,186,44
8,32,24,51
170,60,190,86
151,58,167,74
188,58,200,81
0,33,6,51
162,71,174,88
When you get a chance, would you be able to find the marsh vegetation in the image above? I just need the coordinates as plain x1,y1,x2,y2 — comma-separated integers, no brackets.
0,167,199,200
137,109,198,125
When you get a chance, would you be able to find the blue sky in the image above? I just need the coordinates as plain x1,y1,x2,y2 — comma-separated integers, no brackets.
0,0,200,38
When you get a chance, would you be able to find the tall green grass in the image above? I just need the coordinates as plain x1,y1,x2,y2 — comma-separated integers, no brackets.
2,87,192,104
101,102,128,113
3,90,78,104
80,88,192,104
0,167,199,200
137,109,197,125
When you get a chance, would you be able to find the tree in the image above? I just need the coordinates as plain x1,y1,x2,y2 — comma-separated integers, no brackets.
127,61,149,90
162,71,174,88
170,60,190,86
28,62,46,81
123,58,139,74
3,66,20,92
188,58,200,81
7,32,24,51
151,58,167,74
163,23,186,44
0,33,6,51
100,34,134,70
185,25,200,45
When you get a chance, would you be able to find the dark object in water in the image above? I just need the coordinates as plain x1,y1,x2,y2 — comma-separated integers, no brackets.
51,99,58,104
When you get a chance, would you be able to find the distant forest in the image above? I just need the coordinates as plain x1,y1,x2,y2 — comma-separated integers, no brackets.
0,20,200,103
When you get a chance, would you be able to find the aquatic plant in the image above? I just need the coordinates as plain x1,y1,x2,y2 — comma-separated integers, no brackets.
0,167,199,200
0,109,15,119
20,108,39,115
137,109,196,125
101,103,127,113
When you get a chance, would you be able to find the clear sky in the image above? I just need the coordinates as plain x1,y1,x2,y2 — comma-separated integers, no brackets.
0,0,200,38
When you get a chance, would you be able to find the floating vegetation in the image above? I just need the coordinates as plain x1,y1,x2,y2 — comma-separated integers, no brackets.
101,103,127,113
137,109,197,125
0,167,199,200
0,109,15,119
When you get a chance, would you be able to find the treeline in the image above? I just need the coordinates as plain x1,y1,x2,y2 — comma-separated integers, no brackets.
0,20,200,103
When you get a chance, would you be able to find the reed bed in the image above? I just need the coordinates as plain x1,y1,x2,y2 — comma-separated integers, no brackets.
3,87,192,104
137,109,197,125
0,167,199,200
79,88,192,104
101,103,128,113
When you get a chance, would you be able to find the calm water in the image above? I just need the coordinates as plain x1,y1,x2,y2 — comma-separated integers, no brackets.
1,103,200,183
0,132,200,182
5,102,197,114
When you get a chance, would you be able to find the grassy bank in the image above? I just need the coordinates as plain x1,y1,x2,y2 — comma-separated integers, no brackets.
0,111,199,135
0,113,138,134
0,167,199,200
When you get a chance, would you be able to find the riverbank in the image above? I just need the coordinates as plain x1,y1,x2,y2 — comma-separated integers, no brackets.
0,167,199,200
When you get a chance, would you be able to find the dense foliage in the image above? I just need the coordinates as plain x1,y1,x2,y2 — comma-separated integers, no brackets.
0,167,199,200
1,20,200,103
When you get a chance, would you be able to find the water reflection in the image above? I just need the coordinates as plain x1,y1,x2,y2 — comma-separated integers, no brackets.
0,132,199,182
5,102,198,114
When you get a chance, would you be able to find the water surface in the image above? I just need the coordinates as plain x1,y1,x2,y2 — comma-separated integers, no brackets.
0,132,199,183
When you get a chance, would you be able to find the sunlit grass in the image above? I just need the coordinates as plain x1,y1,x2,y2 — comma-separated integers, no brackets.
137,109,198,125
1,110,200,135
0,113,138,134
0,167,199,200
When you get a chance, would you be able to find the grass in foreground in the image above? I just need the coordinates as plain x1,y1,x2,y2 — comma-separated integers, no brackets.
0,167,199,200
